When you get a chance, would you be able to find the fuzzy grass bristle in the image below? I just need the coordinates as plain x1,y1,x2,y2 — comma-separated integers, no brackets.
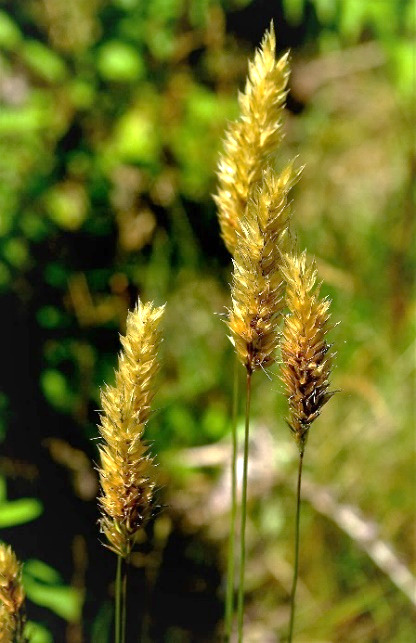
280,252,335,450
98,300,164,558
228,164,297,373
0,544,25,642
214,22,291,255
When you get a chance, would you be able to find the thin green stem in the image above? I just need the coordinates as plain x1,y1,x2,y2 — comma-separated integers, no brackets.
115,555,122,643
237,370,252,643
288,446,305,643
121,554,129,643
224,356,239,640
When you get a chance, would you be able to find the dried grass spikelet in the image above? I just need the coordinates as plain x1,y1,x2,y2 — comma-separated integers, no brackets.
228,163,298,373
98,300,165,558
0,543,25,642
214,22,290,255
280,252,335,450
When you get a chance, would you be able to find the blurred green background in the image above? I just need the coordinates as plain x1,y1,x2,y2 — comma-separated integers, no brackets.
0,0,414,641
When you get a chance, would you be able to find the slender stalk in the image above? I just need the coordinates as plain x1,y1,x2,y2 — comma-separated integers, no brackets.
237,370,252,643
121,555,129,643
115,555,122,643
288,445,305,643
224,355,240,640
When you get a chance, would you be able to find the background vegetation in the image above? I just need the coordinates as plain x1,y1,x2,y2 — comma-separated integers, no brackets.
0,0,414,640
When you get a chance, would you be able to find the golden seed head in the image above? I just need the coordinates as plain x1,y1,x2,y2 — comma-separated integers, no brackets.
228,164,297,373
215,22,290,255
0,544,25,642
98,300,164,558
280,252,335,449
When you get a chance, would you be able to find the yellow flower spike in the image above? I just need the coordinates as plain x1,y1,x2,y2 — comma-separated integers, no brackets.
215,22,291,255
228,164,299,374
280,252,336,450
0,543,25,642
97,300,164,558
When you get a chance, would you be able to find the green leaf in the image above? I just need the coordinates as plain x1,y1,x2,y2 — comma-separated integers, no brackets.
24,621,53,643
282,0,304,25
97,41,145,82
0,498,43,527
21,41,67,83
44,183,88,231
24,560,84,622
91,601,112,643
2,237,29,268
24,560,62,585
41,369,74,412
0,476,6,502
25,584,83,622
0,10,22,50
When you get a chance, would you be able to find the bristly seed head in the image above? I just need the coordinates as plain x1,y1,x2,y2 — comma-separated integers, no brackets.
214,21,291,255
97,300,164,558
0,543,25,642
228,164,299,373
280,252,336,451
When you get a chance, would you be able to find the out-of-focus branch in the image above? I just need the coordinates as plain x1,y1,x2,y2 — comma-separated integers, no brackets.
169,426,416,607
291,41,386,101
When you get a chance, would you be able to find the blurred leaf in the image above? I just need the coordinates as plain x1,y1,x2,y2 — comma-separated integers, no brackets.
91,601,112,643
111,101,160,165
21,41,67,83
0,262,11,289
314,0,337,24
37,306,68,329
24,621,53,643
24,559,62,584
0,105,47,134
0,10,22,50
44,262,68,288
41,370,75,412
24,560,83,622
390,40,415,99
97,41,145,82
201,405,227,441
2,238,29,268
282,0,304,25
0,498,43,527
0,476,6,502
44,183,88,231
339,0,367,42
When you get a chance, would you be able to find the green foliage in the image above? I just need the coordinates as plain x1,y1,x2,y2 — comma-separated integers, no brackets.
0,477,43,527
24,621,53,643
23,560,84,622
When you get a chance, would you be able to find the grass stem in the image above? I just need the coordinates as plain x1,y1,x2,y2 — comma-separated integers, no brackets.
121,555,129,643
288,446,304,643
237,370,252,642
224,356,239,640
115,555,122,643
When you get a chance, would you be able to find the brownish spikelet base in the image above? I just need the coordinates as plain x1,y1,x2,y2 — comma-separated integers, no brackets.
280,252,335,448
